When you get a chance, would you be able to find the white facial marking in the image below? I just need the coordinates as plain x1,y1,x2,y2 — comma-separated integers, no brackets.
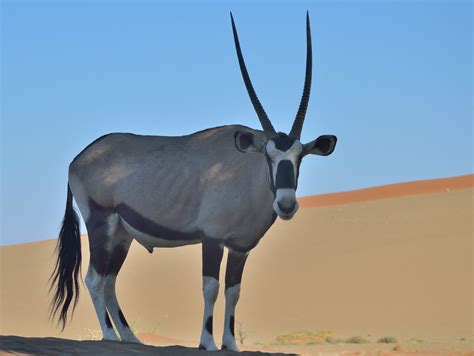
273,188,299,220
266,140,303,188
266,140,302,219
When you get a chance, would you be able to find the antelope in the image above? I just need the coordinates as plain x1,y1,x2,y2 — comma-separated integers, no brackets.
50,12,337,351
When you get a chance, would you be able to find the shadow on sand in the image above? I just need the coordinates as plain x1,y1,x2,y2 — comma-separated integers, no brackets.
0,335,294,355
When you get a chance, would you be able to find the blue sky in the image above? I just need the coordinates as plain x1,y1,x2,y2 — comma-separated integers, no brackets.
1,1,472,245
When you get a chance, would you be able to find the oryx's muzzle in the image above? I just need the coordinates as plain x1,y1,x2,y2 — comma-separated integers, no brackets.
273,188,299,220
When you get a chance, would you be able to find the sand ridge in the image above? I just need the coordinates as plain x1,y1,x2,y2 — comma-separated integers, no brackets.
298,174,473,208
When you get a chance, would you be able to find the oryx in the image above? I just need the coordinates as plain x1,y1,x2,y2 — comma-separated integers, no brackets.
50,12,337,351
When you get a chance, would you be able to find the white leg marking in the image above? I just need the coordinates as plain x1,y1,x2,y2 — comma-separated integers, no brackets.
68,174,90,221
85,266,118,341
199,276,219,351
222,284,241,351
104,274,141,343
106,214,119,237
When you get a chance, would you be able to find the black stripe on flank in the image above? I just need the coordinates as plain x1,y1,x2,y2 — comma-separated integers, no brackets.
117,203,202,241
205,316,213,335
105,312,113,329
230,315,235,337
118,309,129,328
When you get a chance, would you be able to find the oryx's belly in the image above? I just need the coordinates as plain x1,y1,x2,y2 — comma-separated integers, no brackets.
116,203,201,252
120,218,200,251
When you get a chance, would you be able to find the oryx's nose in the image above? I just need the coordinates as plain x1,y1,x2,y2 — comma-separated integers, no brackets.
278,201,296,214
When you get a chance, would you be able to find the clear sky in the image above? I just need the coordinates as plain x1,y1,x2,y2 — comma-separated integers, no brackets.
1,1,472,245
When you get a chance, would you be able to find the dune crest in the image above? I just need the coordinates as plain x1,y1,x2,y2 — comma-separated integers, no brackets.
298,174,473,208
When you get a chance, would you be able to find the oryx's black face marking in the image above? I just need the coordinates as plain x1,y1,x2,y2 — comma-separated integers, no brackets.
264,133,303,220
276,160,295,189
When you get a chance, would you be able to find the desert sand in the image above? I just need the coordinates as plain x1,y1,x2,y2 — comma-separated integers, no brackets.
1,175,472,355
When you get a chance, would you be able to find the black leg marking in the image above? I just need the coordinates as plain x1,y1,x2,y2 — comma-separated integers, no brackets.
205,316,213,335
221,344,228,350
118,309,129,328
86,199,114,276
225,251,248,289
106,244,129,275
198,344,206,350
105,311,113,329
230,315,235,337
202,240,224,280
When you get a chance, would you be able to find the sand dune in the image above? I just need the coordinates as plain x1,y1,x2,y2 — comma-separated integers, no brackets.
0,175,472,354
298,174,473,208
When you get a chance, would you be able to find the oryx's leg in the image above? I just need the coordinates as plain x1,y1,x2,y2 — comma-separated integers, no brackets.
84,212,120,341
104,225,140,343
198,240,224,351
221,250,248,351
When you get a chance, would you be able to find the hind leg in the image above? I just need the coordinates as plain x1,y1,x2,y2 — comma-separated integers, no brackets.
84,207,119,341
85,264,118,340
104,224,140,343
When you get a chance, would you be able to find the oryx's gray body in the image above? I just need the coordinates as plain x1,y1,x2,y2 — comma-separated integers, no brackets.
50,12,337,352
70,125,275,253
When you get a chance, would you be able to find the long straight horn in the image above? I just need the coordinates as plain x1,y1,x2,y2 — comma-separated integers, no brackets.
230,12,277,139
290,11,312,139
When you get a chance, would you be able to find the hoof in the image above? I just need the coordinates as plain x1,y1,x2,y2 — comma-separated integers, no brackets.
199,343,219,351
221,343,240,352
101,338,119,342
122,338,141,344
102,330,119,342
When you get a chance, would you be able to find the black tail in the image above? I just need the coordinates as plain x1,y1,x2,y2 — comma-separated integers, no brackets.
49,183,82,330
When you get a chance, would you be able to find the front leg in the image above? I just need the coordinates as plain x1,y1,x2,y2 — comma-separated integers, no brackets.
222,250,248,351
199,239,224,351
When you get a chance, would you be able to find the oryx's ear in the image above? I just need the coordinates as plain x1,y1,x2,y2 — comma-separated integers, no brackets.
234,131,266,154
303,135,337,156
